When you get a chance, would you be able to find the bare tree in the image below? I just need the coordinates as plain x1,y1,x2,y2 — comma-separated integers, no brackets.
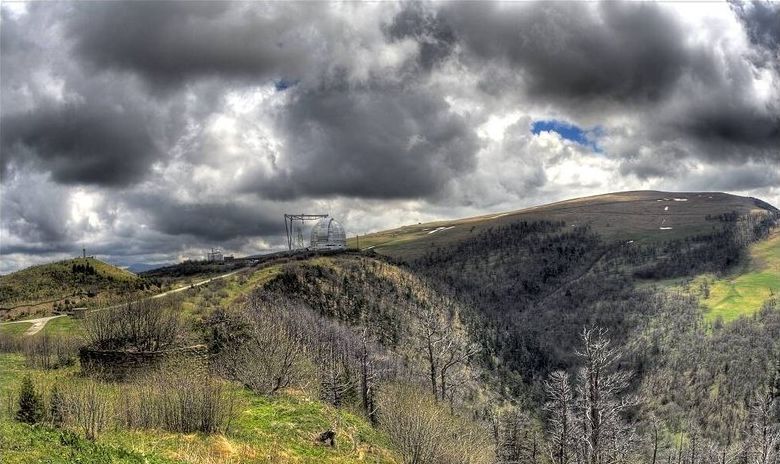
416,298,479,403
494,406,541,464
212,297,312,394
745,390,780,464
574,327,635,464
545,370,575,464
360,328,378,424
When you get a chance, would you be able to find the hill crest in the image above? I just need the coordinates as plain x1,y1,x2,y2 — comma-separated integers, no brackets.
352,190,777,260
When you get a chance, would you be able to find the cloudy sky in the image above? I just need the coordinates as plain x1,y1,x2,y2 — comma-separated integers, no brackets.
1,1,779,273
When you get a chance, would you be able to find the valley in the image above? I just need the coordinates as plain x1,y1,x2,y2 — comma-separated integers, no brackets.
0,190,778,464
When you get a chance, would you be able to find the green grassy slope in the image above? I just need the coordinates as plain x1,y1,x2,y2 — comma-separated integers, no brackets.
0,258,150,320
352,190,776,261
0,354,396,463
686,229,780,323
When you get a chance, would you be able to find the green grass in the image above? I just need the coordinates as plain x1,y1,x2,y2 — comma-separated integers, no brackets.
699,231,780,323
0,257,149,318
0,352,396,464
0,323,31,337
180,265,282,320
0,421,175,464
41,316,84,337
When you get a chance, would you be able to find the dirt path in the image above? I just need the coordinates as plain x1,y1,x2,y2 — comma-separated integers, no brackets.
0,268,248,335
0,315,65,336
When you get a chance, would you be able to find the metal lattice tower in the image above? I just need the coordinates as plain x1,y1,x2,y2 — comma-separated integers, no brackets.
284,214,328,251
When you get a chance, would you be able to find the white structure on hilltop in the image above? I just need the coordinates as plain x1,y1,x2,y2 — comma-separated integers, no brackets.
310,217,347,250
207,248,224,262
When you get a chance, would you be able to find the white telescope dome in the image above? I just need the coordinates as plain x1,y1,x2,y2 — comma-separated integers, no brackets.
310,217,347,250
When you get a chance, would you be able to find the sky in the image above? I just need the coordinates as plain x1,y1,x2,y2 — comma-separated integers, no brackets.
1,1,779,273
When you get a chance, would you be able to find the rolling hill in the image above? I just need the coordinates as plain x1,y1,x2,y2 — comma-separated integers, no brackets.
1,190,778,463
0,257,153,320
351,190,777,260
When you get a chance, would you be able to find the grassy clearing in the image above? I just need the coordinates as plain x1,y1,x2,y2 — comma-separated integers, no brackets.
0,323,31,337
0,353,396,463
696,231,780,323
41,316,84,337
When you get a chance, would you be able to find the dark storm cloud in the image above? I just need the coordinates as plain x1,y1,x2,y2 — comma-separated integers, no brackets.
386,2,456,71
66,1,317,89
677,100,780,159
129,195,282,241
684,164,780,192
435,1,700,103
1,176,70,244
254,80,480,200
1,104,162,187
732,1,780,51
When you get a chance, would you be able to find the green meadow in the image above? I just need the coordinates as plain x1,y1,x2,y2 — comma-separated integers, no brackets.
700,231,780,323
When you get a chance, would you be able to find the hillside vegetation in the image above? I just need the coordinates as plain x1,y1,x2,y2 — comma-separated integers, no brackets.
353,190,776,260
0,258,157,320
2,190,779,463
0,354,396,463
687,228,780,322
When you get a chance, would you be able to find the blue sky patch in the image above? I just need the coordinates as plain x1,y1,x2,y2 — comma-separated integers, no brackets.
274,79,298,91
531,119,602,152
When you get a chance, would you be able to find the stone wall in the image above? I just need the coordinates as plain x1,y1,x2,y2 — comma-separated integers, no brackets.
79,344,208,380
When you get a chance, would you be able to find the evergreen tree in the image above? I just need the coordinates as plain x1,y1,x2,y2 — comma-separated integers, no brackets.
16,375,44,424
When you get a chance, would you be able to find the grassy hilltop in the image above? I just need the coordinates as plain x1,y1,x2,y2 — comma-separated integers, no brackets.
351,190,776,260
0,257,154,320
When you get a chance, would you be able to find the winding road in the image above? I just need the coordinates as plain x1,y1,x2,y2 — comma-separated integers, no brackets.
0,268,248,336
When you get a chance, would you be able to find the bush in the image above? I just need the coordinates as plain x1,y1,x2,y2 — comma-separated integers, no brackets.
209,298,313,394
118,360,234,434
49,384,65,427
16,375,44,424
23,333,80,369
377,383,493,464
83,297,182,351
69,379,110,440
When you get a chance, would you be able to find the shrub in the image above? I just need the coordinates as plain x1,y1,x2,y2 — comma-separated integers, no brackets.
377,383,493,464
119,360,234,434
23,333,80,369
16,375,44,424
49,384,65,427
69,379,110,440
210,298,313,394
83,297,182,351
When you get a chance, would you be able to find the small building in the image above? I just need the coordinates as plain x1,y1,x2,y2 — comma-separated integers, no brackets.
207,248,224,262
310,217,347,250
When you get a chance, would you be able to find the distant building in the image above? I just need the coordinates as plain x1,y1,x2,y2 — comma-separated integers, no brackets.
310,217,347,250
207,248,224,262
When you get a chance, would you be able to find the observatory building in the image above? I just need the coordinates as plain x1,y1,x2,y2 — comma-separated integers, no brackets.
310,217,347,250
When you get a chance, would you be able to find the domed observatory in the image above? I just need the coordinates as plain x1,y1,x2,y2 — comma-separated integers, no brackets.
310,217,347,250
